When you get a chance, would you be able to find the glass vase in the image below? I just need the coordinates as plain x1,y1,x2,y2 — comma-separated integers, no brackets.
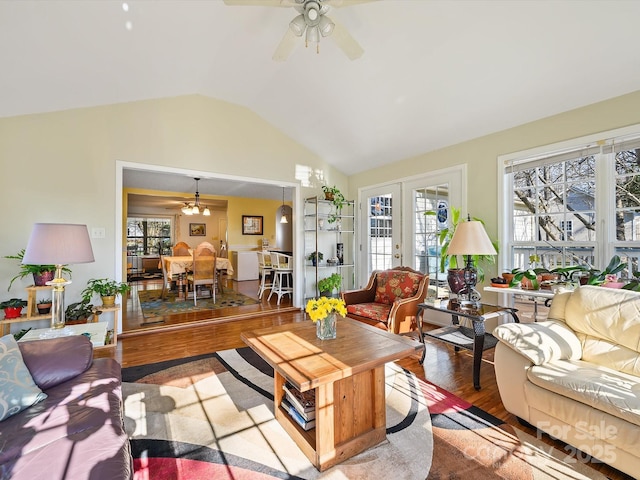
316,313,337,340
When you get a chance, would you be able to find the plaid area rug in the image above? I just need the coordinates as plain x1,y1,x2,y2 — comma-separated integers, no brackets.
122,348,609,479
137,289,259,318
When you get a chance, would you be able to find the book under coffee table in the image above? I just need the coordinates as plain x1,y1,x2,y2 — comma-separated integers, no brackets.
241,317,421,471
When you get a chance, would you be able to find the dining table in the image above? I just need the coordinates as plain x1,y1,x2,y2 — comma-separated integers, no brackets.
161,256,235,296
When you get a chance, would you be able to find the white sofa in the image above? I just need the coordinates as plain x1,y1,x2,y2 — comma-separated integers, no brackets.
493,285,640,478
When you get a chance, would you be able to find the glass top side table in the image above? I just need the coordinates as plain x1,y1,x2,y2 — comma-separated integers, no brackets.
416,300,519,390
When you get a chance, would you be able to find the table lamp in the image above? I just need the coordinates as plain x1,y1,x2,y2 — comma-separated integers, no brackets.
446,215,497,306
22,223,95,329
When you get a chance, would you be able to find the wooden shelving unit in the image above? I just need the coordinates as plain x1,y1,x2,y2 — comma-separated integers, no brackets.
0,285,120,349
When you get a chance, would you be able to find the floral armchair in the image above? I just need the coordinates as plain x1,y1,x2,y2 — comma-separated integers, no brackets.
341,266,429,334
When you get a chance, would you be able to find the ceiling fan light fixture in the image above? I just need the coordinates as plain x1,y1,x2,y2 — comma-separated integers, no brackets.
318,15,334,37
306,25,320,48
290,14,306,36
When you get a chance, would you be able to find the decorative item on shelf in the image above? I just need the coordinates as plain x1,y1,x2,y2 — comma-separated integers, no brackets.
37,298,52,315
425,206,498,297
307,251,323,267
326,257,339,266
22,223,95,329
305,296,347,340
336,242,344,265
322,185,345,224
317,273,342,297
4,249,71,291
445,214,497,306
0,298,28,319
81,278,130,307
65,300,102,325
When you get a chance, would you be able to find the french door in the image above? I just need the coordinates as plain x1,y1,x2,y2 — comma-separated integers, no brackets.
359,166,466,288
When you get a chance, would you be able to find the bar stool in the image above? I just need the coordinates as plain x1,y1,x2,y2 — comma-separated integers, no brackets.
268,252,293,305
257,251,273,299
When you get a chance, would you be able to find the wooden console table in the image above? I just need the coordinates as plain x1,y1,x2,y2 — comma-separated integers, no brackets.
241,318,421,471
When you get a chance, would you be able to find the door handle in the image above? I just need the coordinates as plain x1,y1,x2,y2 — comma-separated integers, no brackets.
394,254,400,258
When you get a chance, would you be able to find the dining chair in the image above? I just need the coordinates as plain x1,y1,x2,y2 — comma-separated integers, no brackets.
268,251,293,305
257,251,273,299
195,241,216,256
159,254,172,300
187,245,217,305
173,241,191,256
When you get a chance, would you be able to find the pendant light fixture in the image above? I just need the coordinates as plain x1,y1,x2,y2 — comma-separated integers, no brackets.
280,187,288,224
181,178,211,216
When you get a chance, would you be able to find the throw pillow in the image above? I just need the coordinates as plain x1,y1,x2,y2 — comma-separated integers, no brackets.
0,334,48,422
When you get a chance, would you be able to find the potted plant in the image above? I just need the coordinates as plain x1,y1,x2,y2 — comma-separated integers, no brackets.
317,273,342,296
322,186,345,223
425,206,498,293
81,278,130,307
5,249,72,291
65,300,102,324
37,298,52,315
0,298,27,319
307,251,323,267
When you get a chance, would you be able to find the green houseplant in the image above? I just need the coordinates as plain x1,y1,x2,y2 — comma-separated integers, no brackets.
307,251,323,266
65,300,102,324
5,249,72,291
425,206,498,292
322,185,345,223
37,298,52,315
0,298,28,319
81,278,130,307
318,273,342,296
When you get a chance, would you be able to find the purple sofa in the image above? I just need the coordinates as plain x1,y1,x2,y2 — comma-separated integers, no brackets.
0,335,132,479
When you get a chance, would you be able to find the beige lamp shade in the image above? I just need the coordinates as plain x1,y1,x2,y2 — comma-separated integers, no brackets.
446,220,497,256
23,223,95,265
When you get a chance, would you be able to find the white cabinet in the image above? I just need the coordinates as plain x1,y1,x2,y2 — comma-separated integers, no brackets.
303,196,356,301
231,251,259,281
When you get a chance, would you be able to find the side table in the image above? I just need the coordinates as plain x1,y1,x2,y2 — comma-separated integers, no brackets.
416,300,519,390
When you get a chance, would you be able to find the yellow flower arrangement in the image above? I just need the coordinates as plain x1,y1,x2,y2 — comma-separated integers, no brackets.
305,296,347,322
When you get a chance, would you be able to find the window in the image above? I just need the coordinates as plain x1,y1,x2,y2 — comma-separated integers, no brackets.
501,127,640,278
126,217,172,256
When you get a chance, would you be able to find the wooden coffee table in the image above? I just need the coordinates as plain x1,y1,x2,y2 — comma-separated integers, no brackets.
241,318,421,471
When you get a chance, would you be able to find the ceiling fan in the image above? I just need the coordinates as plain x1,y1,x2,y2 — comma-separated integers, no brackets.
223,0,376,61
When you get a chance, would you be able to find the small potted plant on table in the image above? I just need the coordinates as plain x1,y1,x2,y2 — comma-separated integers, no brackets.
0,298,28,319
81,278,130,307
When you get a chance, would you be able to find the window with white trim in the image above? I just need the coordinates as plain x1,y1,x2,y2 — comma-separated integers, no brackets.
501,129,640,278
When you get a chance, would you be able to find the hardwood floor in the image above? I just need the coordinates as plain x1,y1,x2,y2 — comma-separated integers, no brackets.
98,280,632,480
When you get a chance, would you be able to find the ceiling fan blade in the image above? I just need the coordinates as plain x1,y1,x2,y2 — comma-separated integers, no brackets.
329,18,364,60
223,0,298,6
273,28,299,62
324,0,379,7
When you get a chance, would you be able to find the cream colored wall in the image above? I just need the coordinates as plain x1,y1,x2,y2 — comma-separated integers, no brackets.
3,91,640,308
349,90,640,285
0,95,346,304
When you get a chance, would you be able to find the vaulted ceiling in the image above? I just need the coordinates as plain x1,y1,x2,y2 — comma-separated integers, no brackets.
3,0,639,181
